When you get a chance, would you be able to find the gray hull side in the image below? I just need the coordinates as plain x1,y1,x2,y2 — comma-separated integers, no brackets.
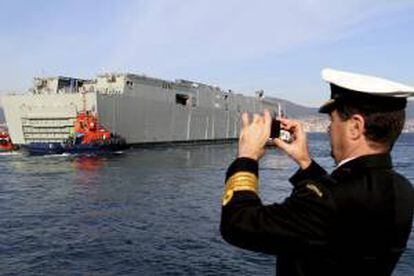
97,94,244,144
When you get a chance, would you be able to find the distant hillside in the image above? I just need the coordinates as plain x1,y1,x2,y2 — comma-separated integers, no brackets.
265,96,320,118
407,101,414,119
266,97,414,119
0,107,4,123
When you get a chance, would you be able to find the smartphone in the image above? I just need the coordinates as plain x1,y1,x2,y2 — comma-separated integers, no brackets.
270,118,281,139
269,118,293,142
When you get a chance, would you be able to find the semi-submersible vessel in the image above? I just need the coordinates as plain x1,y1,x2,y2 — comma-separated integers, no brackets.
1,73,279,146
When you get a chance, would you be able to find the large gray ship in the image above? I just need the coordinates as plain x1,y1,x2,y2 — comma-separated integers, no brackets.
1,73,278,145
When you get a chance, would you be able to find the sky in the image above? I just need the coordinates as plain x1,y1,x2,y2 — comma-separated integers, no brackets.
1,0,414,106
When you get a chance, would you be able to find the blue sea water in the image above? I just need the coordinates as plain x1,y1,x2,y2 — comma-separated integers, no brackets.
0,133,413,275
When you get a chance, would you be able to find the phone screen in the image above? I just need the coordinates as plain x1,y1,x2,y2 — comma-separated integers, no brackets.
270,119,281,139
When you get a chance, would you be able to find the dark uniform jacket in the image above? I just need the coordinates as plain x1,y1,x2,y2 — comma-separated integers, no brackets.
220,153,414,276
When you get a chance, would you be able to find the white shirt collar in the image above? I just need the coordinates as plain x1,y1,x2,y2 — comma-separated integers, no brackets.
335,157,357,169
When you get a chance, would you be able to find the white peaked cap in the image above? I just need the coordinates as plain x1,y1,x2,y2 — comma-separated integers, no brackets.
322,68,414,97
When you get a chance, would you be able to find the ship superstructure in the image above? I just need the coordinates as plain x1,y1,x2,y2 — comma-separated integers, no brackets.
1,73,277,145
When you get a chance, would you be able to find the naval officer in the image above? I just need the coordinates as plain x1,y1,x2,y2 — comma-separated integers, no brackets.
220,68,414,276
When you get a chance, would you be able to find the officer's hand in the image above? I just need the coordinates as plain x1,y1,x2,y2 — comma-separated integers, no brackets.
273,118,312,169
237,110,271,161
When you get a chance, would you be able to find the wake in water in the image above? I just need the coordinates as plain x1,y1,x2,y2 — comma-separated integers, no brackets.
0,151,20,156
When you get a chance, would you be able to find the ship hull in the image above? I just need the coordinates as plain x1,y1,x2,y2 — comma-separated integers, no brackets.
1,73,277,145
24,141,127,156
23,142,65,155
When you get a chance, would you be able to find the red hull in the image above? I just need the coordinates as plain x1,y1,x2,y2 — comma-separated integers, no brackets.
0,131,14,152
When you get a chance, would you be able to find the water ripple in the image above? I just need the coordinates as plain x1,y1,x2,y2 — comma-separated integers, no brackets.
0,134,413,275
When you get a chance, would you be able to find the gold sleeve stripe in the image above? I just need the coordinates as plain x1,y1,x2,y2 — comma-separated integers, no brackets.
222,172,258,206
306,183,323,198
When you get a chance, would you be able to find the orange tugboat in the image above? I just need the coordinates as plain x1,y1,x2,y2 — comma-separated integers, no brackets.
70,111,113,145
26,111,127,155
64,110,127,153
0,130,17,152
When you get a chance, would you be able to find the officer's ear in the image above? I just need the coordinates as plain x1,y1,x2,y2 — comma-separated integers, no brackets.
348,114,365,140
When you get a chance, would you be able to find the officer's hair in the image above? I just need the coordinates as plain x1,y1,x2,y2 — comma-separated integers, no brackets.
335,104,405,150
